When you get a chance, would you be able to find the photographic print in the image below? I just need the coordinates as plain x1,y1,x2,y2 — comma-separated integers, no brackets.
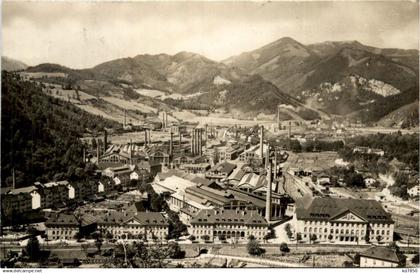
1,0,419,270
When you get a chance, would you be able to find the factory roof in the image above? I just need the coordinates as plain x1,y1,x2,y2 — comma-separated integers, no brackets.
228,168,247,182
185,185,233,206
153,175,196,194
208,162,237,174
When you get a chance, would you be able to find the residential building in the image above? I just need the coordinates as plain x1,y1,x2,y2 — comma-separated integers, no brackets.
294,197,394,244
137,160,162,177
45,214,80,241
97,211,169,240
239,144,269,164
35,181,69,208
408,185,420,197
360,246,405,267
190,209,269,241
205,162,237,182
1,186,41,215
364,177,377,188
183,163,211,174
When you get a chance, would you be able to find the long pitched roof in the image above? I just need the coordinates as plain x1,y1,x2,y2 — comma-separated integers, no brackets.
295,197,393,223
360,246,403,264
45,214,79,227
8,186,37,194
190,209,268,226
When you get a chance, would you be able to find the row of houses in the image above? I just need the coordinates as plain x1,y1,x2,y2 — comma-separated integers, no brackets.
45,210,169,241
1,179,113,216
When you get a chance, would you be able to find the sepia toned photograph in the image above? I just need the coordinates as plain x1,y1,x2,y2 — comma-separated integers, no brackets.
1,0,419,270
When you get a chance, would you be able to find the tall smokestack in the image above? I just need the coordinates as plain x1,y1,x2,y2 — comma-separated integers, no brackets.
273,148,277,180
195,129,198,156
288,121,291,139
162,112,165,129
83,147,86,163
129,139,133,165
97,142,100,162
12,168,15,189
104,130,108,153
265,158,272,222
179,127,182,151
205,124,208,145
169,128,173,159
144,130,148,146
277,106,280,130
124,110,127,126
260,125,264,165
265,143,270,169
199,129,203,156
191,129,195,155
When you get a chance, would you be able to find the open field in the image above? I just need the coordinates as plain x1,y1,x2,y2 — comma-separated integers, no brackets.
284,152,340,171
101,96,156,113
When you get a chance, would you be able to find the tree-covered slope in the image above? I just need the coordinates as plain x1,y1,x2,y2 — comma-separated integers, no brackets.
1,72,120,187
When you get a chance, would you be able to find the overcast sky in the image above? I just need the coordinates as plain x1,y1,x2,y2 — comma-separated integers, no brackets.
3,1,419,69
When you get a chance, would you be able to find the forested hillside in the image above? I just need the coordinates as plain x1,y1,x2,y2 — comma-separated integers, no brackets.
1,72,120,187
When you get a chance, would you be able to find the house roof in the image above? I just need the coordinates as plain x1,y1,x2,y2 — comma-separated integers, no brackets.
190,209,268,226
130,212,169,226
295,197,393,224
45,214,79,227
360,246,403,264
8,186,37,195
209,162,236,174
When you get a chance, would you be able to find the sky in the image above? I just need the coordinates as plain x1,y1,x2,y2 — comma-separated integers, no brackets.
3,1,419,69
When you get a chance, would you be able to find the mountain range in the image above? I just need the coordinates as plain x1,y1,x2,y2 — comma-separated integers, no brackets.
5,37,419,125
2,56,28,71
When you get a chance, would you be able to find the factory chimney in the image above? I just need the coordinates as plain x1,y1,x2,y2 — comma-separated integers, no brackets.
199,129,203,156
96,141,100,161
12,168,15,189
195,129,199,156
124,110,127,127
260,125,264,165
265,158,272,222
169,128,173,159
144,130,148,146
205,124,208,145
104,130,108,153
273,148,277,180
191,128,195,155
162,112,165,129
288,121,291,139
179,128,182,151
265,143,270,169
129,139,133,165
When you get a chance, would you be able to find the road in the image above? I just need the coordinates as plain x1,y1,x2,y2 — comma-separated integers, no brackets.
200,253,306,267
